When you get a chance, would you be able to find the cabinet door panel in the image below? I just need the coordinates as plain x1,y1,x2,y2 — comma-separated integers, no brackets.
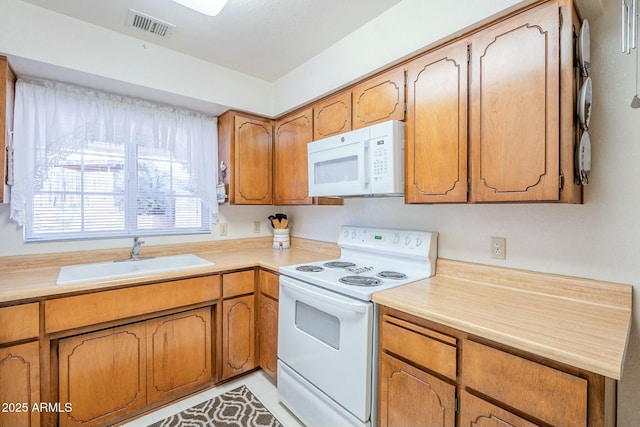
234,116,273,204
470,2,559,201
378,353,455,427
258,294,278,381
313,91,351,140
0,342,40,427
59,323,147,427
274,109,313,205
352,67,405,130
222,295,256,379
459,391,541,427
0,56,15,203
406,41,468,203
146,308,212,404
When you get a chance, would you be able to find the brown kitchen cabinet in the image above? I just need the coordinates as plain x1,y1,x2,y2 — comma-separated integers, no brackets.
404,0,580,204
58,306,213,427
58,323,148,427
221,270,257,380
378,306,614,427
462,339,588,427
352,67,405,130
469,1,560,202
146,307,212,404
405,40,469,203
257,269,279,381
0,303,40,427
0,56,15,204
379,352,456,427
0,342,40,427
312,90,352,140
218,111,273,205
459,391,542,427
378,311,457,427
274,108,313,205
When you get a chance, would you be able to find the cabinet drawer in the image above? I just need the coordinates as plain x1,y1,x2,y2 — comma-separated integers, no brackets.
45,275,221,334
380,315,456,380
462,339,587,427
0,303,39,344
223,270,255,298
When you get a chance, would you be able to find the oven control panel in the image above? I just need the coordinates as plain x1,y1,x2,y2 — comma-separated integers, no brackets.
339,225,438,259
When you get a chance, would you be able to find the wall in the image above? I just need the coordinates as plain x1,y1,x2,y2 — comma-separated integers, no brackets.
285,0,640,424
0,0,637,424
0,0,273,116
272,0,530,113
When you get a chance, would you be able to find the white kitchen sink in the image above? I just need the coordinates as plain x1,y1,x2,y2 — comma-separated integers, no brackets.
56,254,214,285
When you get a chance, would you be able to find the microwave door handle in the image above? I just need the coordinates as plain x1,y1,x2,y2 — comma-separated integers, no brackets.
361,139,370,185
282,279,368,313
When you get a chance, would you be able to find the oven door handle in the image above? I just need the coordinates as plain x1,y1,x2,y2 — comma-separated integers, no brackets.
281,278,368,313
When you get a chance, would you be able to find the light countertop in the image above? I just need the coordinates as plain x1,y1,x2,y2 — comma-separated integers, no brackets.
0,242,632,381
0,244,333,303
373,259,632,380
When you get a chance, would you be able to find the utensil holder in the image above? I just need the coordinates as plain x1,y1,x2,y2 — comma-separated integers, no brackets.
273,228,290,250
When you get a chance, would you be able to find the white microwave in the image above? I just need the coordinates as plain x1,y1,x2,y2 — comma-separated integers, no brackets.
307,120,405,197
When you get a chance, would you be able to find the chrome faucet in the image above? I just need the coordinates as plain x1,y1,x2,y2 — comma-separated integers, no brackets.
131,237,145,261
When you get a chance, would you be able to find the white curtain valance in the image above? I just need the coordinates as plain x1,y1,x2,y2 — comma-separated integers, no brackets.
11,78,218,239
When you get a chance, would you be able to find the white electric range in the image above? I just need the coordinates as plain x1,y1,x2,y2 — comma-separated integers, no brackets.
277,225,438,427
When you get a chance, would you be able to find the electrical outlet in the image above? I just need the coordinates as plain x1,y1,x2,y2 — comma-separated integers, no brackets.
219,222,228,236
253,221,261,234
491,237,506,260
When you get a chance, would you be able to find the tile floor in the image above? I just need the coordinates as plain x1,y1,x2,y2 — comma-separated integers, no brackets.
120,371,305,427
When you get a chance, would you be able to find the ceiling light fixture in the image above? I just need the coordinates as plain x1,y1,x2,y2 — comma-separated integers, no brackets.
171,0,229,16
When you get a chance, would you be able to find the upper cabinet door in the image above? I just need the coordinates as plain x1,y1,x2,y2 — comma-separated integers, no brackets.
470,2,560,202
0,57,15,204
274,109,313,205
312,91,351,140
234,116,273,204
406,41,469,203
352,67,405,130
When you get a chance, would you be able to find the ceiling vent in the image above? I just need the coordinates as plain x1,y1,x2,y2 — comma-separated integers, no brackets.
126,9,175,38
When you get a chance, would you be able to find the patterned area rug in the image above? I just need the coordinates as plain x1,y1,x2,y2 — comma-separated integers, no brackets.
149,385,283,427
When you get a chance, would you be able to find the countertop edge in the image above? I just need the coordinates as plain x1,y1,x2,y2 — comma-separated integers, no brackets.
373,275,632,380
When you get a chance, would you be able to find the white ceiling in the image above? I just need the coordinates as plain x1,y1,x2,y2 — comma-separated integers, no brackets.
20,0,403,82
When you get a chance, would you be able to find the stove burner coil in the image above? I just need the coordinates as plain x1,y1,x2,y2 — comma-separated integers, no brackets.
376,271,408,280
296,265,324,273
338,276,383,286
323,261,356,269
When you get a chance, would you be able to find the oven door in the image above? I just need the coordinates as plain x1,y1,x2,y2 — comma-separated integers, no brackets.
278,275,373,422
307,130,370,197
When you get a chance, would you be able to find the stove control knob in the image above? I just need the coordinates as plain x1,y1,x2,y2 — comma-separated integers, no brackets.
344,230,350,239
351,231,357,239
393,234,400,244
416,237,423,247
405,236,411,245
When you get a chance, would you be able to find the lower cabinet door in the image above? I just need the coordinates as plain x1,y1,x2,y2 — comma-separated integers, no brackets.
146,307,212,404
459,391,541,427
378,352,455,427
222,295,256,379
0,341,40,427
258,293,278,381
58,323,147,427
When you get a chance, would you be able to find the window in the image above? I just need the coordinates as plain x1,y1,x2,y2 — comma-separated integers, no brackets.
11,79,218,242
